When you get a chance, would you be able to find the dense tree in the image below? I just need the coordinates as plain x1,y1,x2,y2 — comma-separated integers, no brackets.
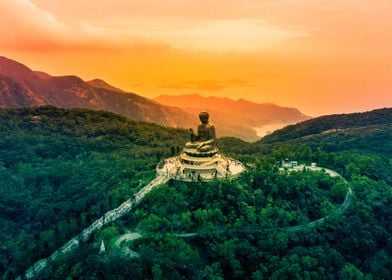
1,107,391,279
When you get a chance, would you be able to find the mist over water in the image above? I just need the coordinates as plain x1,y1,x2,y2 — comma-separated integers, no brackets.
253,122,291,138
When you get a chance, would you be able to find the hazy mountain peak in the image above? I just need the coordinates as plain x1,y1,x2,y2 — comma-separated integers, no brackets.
154,94,310,141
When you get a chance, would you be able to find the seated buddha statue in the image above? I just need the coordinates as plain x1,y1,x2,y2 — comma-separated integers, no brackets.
185,111,217,153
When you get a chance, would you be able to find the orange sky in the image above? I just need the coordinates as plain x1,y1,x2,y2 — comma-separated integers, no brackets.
1,0,391,116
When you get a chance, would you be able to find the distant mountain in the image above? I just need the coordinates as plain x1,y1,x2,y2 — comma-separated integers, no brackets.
0,56,310,141
259,108,392,155
0,56,194,128
154,94,310,141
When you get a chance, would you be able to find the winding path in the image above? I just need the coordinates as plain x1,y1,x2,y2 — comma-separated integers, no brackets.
276,166,353,233
17,165,352,279
113,166,353,257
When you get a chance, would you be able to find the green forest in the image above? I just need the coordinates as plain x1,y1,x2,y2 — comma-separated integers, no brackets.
0,107,391,279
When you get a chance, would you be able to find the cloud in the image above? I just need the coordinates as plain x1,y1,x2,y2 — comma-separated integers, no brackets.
158,78,251,91
0,0,309,53
0,0,170,52
147,19,308,52
0,0,69,50
4,0,392,54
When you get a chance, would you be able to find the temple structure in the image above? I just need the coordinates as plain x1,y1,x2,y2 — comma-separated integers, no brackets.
156,112,245,181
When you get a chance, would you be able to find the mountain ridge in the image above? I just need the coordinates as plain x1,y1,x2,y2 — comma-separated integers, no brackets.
259,107,392,155
154,93,310,141
87,79,126,93
1,56,309,141
0,56,196,128
154,93,307,116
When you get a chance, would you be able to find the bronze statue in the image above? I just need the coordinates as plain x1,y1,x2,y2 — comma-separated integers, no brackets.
186,111,216,153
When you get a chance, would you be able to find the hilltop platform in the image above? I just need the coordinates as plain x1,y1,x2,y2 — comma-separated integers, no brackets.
157,111,245,181
156,152,245,181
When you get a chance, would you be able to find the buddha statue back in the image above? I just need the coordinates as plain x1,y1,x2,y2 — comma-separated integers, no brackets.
185,111,218,156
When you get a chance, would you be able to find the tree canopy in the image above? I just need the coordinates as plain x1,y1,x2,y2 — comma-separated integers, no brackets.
0,107,391,279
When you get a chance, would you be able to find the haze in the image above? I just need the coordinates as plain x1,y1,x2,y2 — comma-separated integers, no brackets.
1,0,391,116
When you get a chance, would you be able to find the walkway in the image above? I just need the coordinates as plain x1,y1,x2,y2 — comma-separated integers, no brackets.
113,166,353,257
17,165,352,279
17,174,171,280
277,166,353,232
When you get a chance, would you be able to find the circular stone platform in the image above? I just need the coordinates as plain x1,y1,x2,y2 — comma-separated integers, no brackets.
156,152,245,181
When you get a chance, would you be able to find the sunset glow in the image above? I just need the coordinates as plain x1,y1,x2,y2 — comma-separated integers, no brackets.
1,0,392,115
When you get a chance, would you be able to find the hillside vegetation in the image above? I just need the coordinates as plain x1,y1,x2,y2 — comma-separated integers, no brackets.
0,106,188,278
0,107,391,279
260,108,392,155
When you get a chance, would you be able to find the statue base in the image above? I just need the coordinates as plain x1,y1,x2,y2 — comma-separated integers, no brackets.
156,151,245,181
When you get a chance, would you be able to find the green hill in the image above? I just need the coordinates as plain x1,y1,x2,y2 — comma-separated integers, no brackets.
0,106,188,278
259,108,392,155
1,107,391,279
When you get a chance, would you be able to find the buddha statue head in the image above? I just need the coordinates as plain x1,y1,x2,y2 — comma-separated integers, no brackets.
199,111,209,124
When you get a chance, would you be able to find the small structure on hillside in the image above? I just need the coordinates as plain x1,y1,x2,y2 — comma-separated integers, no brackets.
157,111,244,181
282,160,298,169
279,161,321,173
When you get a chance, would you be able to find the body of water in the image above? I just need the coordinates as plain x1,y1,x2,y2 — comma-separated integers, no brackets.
253,123,292,138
